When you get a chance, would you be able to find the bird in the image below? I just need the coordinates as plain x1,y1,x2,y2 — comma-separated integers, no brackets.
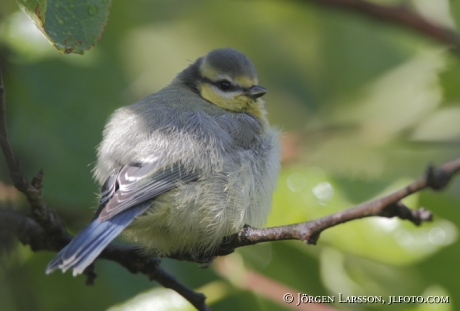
46,48,281,276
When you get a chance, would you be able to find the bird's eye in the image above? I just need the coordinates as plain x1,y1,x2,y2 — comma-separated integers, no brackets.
219,80,232,91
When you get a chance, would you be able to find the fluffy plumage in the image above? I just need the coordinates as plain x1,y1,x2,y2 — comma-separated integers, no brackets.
46,48,280,275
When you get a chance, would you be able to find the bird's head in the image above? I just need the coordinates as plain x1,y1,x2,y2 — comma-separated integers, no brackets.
177,48,268,124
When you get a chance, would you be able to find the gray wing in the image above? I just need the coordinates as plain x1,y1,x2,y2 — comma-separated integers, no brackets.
97,162,198,222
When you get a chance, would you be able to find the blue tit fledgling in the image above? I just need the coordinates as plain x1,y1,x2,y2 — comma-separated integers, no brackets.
46,48,281,276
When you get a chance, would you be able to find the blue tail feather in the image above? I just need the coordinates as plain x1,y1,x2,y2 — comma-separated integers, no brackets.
46,203,149,276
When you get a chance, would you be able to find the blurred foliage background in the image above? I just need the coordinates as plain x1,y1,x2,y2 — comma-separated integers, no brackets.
1,0,460,310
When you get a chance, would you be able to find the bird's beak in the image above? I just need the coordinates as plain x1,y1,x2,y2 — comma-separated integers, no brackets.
246,85,268,99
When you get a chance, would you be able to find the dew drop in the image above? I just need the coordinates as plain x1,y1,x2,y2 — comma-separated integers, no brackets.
428,227,446,245
312,182,334,202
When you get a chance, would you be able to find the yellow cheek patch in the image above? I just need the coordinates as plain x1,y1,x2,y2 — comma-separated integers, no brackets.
199,83,246,111
198,83,268,127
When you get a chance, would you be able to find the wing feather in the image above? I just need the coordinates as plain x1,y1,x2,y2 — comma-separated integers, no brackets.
46,202,149,276
98,162,197,221
46,161,198,275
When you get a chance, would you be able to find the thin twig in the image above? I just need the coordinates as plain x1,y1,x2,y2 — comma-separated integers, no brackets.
302,0,460,54
215,160,460,252
5,155,457,264
2,155,459,308
0,208,211,311
100,245,211,311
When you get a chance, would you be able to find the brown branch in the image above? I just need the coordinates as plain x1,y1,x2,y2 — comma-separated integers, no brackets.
2,156,458,310
216,161,459,252
99,245,210,310
301,0,460,54
0,208,211,311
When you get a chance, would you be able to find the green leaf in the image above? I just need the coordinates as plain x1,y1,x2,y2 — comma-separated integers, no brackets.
15,0,111,54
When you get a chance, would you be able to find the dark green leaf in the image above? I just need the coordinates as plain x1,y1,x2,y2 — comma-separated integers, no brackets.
15,0,111,54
